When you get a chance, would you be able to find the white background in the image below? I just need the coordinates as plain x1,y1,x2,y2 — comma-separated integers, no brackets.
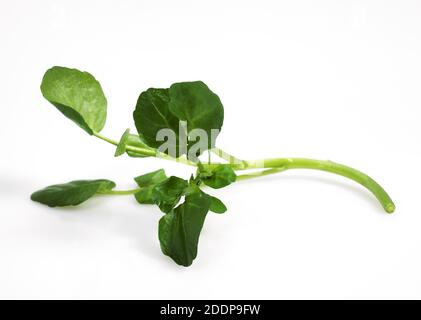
0,0,420,299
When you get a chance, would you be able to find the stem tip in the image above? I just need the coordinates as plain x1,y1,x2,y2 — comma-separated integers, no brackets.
385,203,395,214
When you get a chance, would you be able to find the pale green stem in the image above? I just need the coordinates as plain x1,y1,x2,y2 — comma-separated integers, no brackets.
155,152,197,167
97,188,141,195
238,158,395,213
92,132,119,146
236,168,286,181
211,147,246,167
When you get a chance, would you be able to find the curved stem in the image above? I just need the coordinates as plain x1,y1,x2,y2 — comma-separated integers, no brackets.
240,158,395,213
236,168,286,181
92,132,394,213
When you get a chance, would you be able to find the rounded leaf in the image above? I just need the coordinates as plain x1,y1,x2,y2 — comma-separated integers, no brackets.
40,66,107,134
169,81,224,150
133,88,181,153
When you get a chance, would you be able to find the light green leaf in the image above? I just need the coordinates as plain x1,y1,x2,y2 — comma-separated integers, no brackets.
31,179,115,207
115,128,130,157
159,191,211,267
134,187,155,204
134,169,168,204
40,66,107,134
125,134,155,158
169,81,224,151
133,169,168,205
134,169,168,187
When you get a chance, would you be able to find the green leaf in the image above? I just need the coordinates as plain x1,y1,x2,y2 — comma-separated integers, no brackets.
169,81,224,151
152,176,189,213
133,169,168,204
133,82,225,158
134,169,168,187
115,128,130,157
31,179,115,207
184,182,227,213
158,191,211,267
133,88,181,154
40,66,107,134
209,196,227,213
133,173,187,210
125,134,155,158
201,165,236,189
134,187,155,204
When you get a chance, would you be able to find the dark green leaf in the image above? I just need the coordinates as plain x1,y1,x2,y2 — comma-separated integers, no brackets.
169,81,224,151
209,196,227,213
133,88,181,155
114,128,130,157
40,66,107,134
159,191,211,267
31,179,115,207
201,165,236,189
152,176,189,213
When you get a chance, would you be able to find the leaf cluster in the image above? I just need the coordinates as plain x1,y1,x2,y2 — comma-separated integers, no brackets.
34,66,234,266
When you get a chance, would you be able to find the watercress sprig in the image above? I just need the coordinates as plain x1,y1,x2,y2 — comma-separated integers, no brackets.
31,66,396,267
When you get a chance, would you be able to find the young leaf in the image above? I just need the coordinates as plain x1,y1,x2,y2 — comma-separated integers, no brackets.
134,169,168,187
133,88,181,155
31,179,115,207
188,182,227,213
169,81,224,151
158,191,211,267
40,67,107,134
209,196,227,213
134,187,155,204
200,165,236,189
125,134,155,158
133,169,169,205
152,176,189,213
115,128,131,157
